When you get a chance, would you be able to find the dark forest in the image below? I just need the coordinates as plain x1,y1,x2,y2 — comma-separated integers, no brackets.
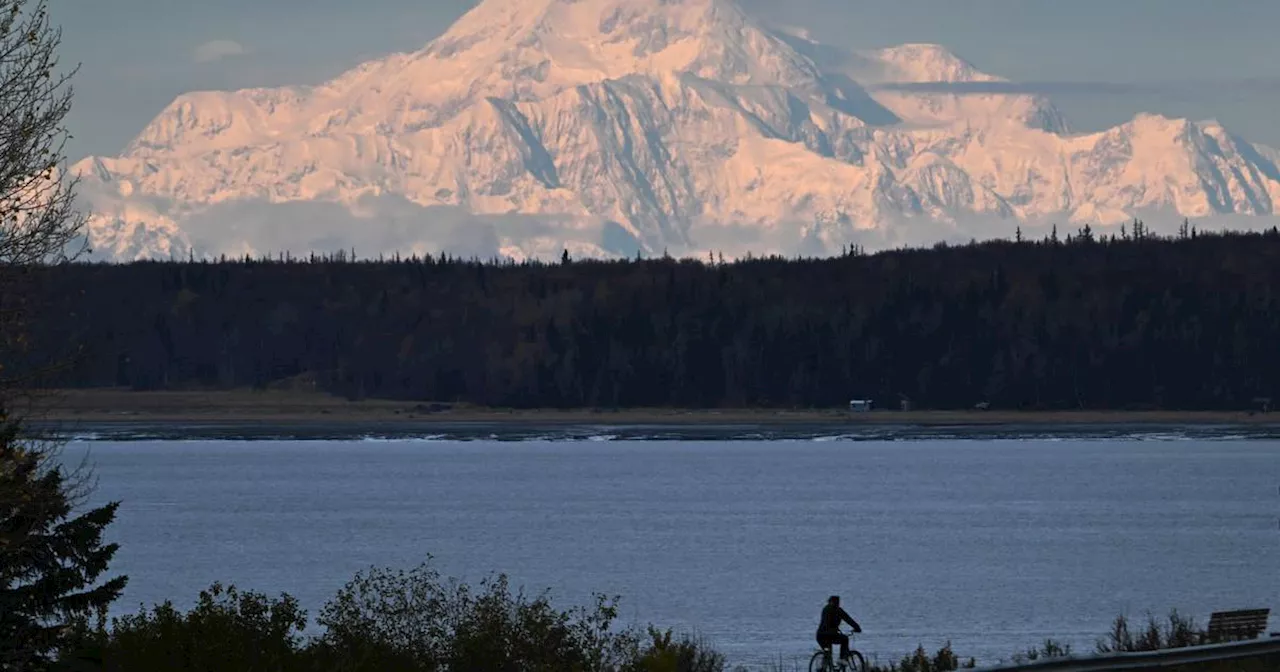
11,224,1280,411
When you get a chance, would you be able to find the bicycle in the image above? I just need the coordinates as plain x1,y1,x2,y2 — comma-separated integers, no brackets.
808,631,867,672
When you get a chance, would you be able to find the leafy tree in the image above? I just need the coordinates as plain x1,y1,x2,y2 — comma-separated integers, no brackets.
316,559,641,671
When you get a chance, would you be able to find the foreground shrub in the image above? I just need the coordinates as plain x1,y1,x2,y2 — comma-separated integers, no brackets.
61,588,1280,672
57,559,729,672
316,563,641,671
1010,639,1073,664
1097,611,1202,653
62,583,308,671
632,628,726,672
865,644,975,672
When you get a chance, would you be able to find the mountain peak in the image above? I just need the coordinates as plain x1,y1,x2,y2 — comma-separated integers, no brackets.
427,0,751,62
866,43,994,84
449,0,736,27
285,0,824,138
415,0,813,91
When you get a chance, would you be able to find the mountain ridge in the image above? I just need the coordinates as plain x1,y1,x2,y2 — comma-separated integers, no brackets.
72,0,1280,261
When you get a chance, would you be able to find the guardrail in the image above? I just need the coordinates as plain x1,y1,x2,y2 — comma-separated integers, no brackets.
970,637,1280,672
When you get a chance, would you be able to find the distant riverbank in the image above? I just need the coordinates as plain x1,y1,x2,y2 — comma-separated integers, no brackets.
19,388,1280,427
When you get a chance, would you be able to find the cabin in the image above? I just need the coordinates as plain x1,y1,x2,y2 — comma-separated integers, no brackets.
848,399,873,412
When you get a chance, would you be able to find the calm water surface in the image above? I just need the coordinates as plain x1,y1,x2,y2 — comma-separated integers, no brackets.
64,438,1280,669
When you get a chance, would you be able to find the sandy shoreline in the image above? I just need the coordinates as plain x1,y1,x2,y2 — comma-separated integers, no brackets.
12,388,1280,426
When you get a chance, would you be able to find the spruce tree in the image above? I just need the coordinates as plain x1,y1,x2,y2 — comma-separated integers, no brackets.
0,408,127,670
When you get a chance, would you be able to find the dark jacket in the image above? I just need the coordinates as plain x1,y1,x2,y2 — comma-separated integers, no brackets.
817,603,860,636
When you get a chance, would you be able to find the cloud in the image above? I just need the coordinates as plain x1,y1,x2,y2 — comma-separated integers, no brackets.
680,209,1280,260
157,194,620,262
865,78,1280,98
78,185,1280,264
868,81,1151,96
192,39,249,64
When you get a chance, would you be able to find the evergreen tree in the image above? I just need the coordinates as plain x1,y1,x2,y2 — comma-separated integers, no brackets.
0,408,127,670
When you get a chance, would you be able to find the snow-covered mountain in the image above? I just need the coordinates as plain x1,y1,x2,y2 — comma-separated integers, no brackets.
72,0,1280,261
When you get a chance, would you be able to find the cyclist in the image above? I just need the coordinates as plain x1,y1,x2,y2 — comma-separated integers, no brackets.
816,595,862,665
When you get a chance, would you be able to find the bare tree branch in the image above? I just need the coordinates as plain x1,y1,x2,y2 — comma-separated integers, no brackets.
0,0,86,414
0,0,85,267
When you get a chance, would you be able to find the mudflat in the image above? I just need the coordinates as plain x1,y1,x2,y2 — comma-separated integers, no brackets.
15,388,1280,426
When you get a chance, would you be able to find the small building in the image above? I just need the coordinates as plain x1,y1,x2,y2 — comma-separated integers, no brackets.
849,399,873,412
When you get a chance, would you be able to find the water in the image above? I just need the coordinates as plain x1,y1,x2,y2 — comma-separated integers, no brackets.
62,437,1280,669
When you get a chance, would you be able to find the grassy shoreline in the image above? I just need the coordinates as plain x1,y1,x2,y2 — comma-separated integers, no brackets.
18,388,1280,426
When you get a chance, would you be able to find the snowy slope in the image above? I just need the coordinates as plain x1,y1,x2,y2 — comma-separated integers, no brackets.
72,0,1280,260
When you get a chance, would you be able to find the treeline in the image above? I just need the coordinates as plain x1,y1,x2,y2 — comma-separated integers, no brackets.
14,225,1280,410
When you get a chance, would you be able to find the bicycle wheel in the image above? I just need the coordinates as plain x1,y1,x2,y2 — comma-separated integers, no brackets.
846,650,867,672
809,650,832,672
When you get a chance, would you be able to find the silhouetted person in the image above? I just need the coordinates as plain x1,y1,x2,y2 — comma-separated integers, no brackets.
817,595,861,663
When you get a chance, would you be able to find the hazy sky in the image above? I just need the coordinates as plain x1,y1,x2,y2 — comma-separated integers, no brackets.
55,0,1280,161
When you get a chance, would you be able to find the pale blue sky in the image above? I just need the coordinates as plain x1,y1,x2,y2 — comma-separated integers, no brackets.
54,0,1280,161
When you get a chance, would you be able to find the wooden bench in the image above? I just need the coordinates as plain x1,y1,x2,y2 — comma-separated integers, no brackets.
1205,608,1271,643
